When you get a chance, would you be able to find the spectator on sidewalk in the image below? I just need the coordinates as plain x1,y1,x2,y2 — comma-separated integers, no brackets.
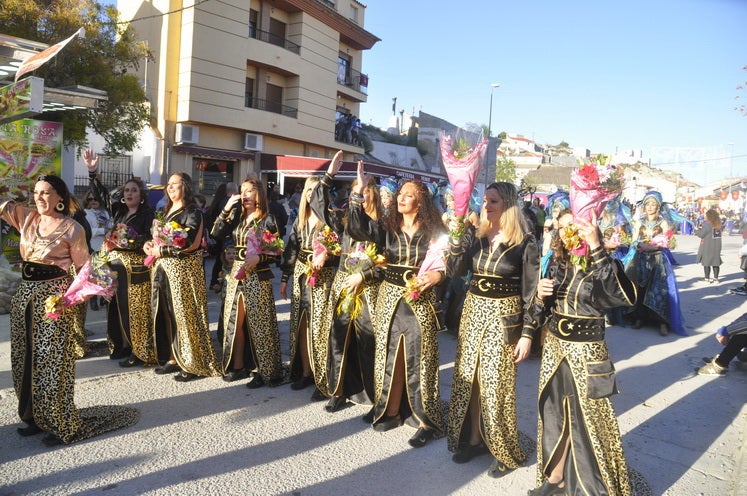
697,313,747,375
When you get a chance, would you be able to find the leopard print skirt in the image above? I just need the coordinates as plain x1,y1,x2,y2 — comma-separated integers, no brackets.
372,280,443,432
152,253,220,377
11,277,138,443
447,293,526,468
288,259,335,395
107,251,155,364
221,266,282,381
536,333,630,495
325,270,379,404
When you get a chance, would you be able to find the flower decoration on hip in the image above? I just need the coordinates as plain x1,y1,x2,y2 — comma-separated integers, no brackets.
235,222,285,280
44,253,118,320
439,133,487,239
404,235,448,304
143,213,190,266
103,223,138,251
304,225,341,287
570,155,624,224
337,242,386,318
560,222,590,271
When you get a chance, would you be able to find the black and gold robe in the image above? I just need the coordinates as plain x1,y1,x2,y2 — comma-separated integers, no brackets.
447,227,541,468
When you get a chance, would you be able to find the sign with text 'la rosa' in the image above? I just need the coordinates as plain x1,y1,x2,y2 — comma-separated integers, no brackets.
0,119,63,265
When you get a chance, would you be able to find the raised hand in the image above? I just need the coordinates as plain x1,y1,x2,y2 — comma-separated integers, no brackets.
327,150,344,177
83,148,99,172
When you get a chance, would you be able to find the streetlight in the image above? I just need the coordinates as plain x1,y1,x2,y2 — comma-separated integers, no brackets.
484,83,500,186
728,142,734,198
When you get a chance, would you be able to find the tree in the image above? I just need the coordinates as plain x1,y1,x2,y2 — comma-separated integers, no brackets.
0,0,152,155
494,156,516,183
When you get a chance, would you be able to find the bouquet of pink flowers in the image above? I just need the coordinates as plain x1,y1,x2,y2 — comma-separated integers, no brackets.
648,230,676,249
144,214,189,266
235,223,285,280
103,223,138,251
305,225,342,287
336,242,386,318
439,134,487,238
404,235,448,304
570,156,624,223
44,253,118,320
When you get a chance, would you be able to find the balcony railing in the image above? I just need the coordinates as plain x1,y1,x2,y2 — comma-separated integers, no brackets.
337,66,368,95
249,27,300,54
246,97,298,118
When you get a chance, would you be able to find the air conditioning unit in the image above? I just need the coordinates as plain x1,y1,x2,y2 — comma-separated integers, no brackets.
244,132,263,151
175,123,199,144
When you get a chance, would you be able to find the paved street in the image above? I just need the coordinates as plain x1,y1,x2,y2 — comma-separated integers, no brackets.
0,233,745,496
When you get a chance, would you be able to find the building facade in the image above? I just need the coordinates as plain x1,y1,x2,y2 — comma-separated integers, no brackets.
120,0,378,195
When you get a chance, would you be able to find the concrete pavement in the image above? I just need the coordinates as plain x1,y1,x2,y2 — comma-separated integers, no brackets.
0,233,745,496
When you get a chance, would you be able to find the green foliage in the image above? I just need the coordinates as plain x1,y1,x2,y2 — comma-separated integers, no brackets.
557,141,570,148
497,131,507,140
0,0,152,155
494,156,516,183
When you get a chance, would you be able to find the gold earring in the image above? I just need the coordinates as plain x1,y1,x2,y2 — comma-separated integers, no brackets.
55,201,65,212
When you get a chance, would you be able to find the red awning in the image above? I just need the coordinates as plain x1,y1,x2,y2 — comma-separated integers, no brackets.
173,145,255,161
262,154,445,183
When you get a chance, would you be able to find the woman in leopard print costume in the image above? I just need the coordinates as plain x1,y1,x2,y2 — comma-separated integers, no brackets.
446,182,541,478
1,175,138,446
211,177,283,388
348,162,447,449
144,173,220,382
84,149,156,367
531,209,637,496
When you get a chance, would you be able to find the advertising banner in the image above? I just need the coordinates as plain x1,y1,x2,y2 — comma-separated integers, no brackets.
0,119,63,265
0,77,44,125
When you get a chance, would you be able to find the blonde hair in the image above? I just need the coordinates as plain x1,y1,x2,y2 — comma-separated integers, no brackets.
476,182,527,247
297,176,321,228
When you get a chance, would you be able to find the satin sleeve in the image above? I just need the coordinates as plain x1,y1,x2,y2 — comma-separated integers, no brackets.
281,218,301,284
347,200,383,245
520,234,542,338
446,225,476,279
589,246,637,310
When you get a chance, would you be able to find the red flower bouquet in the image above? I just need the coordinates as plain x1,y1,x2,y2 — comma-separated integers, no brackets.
235,223,285,280
570,156,624,223
103,223,137,251
144,214,189,266
305,225,341,287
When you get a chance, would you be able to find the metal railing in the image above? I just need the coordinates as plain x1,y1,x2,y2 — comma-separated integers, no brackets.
337,65,368,95
74,171,134,197
245,97,298,118
249,27,300,54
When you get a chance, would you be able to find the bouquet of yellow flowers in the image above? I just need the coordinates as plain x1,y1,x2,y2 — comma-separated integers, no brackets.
336,242,386,319
560,222,590,271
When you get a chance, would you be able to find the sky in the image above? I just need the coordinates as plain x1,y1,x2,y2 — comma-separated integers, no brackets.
357,0,747,186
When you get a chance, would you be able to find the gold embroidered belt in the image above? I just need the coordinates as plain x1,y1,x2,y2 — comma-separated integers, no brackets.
383,265,418,287
468,274,520,298
549,314,605,342
21,261,67,281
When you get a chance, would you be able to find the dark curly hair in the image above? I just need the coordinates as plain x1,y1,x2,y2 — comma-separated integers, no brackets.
164,172,195,212
382,180,445,240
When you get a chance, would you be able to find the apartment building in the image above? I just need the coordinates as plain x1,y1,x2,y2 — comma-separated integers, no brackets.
119,0,379,195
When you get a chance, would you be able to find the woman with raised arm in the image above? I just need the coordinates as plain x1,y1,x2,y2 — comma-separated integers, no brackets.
347,161,446,448
84,149,156,367
316,153,383,416
447,182,541,478
1,175,138,445
280,175,339,399
530,209,636,496
211,177,283,388
144,173,220,382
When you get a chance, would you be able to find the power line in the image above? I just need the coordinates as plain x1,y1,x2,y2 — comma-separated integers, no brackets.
113,0,211,25
651,153,747,167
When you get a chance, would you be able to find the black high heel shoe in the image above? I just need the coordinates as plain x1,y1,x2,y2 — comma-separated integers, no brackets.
528,479,565,496
324,396,347,412
17,423,42,437
408,427,434,448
